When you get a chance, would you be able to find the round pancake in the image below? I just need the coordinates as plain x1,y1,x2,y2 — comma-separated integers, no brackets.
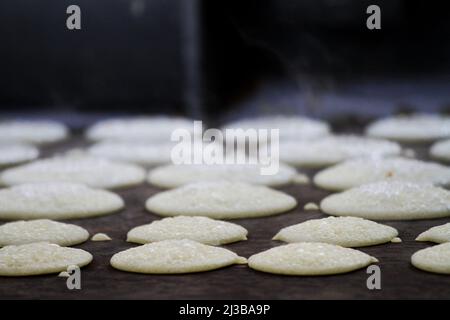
411,243,450,274
0,182,124,220
0,242,92,276
320,181,450,220
314,157,450,191
145,181,297,219
148,163,297,188
248,242,378,275
224,115,330,141
127,216,248,245
279,135,401,168
416,223,450,244
0,219,89,247
366,114,450,143
430,139,450,162
110,239,247,274
0,143,39,167
86,116,193,142
0,155,146,189
273,216,399,247
0,120,68,145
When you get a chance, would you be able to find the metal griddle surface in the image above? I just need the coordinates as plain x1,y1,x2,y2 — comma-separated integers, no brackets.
1,133,450,300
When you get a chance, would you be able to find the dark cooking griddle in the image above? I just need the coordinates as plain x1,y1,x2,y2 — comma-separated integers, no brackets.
1,126,449,300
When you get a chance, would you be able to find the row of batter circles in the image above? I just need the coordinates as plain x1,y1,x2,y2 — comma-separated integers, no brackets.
0,114,449,168
4,215,450,248
2,178,448,222
1,151,450,193
1,215,450,276
2,113,448,144
84,134,450,168
87,114,450,143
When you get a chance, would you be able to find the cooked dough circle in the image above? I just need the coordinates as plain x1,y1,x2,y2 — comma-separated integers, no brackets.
314,157,450,191
110,239,247,274
416,223,450,244
0,182,124,220
224,115,330,141
0,155,146,189
0,120,68,144
430,139,450,162
273,216,399,247
279,135,401,168
146,181,297,219
0,219,89,247
412,243,450,274
320,181,450,220
148,163,297,188
0,242,92,276
366,114,450,142
127,216,248,245
86,116,193,142
248,242,378,275
0,143,39,167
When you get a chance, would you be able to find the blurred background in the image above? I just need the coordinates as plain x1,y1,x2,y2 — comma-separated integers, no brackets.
1,0,450,127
